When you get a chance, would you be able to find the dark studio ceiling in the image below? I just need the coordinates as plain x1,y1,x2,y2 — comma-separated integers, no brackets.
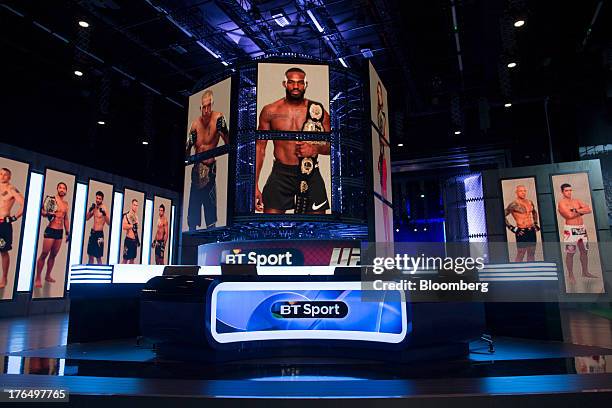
0,0,609,190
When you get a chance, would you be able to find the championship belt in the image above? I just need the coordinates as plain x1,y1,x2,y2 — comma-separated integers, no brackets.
192,161,211,189
295,157,315,214
301,101,325,132
43,196,57,214
43,196,57,221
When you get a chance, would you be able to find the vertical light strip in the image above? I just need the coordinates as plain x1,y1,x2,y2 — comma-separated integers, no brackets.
7,356,23,374
169,205,176,264
109,192,124,265
68,183,87,269
17,173,44,292
141,199,154,265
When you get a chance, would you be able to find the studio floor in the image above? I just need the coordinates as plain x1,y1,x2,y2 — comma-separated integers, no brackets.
1,309,612,407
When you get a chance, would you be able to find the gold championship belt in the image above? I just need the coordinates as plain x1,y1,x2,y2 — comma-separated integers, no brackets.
295,156,315,214
301,101,325,132
192,161,211,189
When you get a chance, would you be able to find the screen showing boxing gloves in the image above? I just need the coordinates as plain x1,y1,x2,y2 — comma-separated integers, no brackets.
0,156,28,300
369,61,389,143
82,180,113,265
33,169,76,299
121,189,145,264
257,63,331,133
501,177,544,263
255,139,332,215
186,77,231,159
151,196,171,265
182,153,228,232
551,172,604,294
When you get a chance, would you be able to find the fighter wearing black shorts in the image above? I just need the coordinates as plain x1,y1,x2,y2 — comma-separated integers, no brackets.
123,237,137,260
0,221,13,252
188,161,217,229
153,240,165,259
515,227,537,248
262,160,330,212
44,227,63,240
87,230,104,259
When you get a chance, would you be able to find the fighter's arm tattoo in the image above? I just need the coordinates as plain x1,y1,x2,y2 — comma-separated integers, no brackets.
504,202,519,230
12,187,25,219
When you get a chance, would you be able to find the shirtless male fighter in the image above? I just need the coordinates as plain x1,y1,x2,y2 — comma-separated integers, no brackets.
35,182,70,288
557,183,596,284
152,204,169,265
504,185,540,262
186,89,229,230
0,168,25,289
122,199,140,264
256,67,331,214
85,191,110,264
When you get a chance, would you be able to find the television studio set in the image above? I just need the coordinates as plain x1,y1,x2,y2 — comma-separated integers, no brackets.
0,1,611,407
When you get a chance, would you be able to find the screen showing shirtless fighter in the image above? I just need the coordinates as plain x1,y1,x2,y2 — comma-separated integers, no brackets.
504,185,540,262
0,167,25,292
152,203,169,265
255,64,332,214
35,183,70,289
84,191,110,264
552,172,604,294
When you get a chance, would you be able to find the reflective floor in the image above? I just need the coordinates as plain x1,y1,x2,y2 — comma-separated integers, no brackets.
0,311,611,400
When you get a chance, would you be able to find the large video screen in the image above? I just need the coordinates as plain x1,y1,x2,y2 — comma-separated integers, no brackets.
369,61,389,142
257,63,330,132
255,139,331,214
182,153,228,231
551,172,604,294
33,169,76,299
0,156,28,300
185,77,231,158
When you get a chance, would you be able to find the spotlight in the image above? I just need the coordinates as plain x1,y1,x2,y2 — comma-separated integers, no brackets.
504,102,512,108
424,227,427,231
74,70,83,77
142,141,149,145
97,120,105,125
78,20,89,28
420,194,425,198
395,228,399,232
513,20,525,27
271,9,291,27
507,62,517,68
454,130,461,135
413,228,417,232
397,143,404,147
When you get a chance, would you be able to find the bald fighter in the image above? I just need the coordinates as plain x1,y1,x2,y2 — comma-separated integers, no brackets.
186,89,229,230
504,185,540,262
35,182,70,288
557,183,596,284
256,67,331,214
85,191,110,264
122,199,140,264
0,168,25,289
152,204,169,265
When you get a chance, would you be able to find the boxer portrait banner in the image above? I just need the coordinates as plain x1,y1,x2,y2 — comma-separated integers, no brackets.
257,63,331,133
185,77,231,159
551,173,604,294
369,61,390,143
120,189,145,265
32,169,76,299
82,179,113,265
255,138,331,215
182,152,228,231
0,156,28,300
151,196,172,265
372,126,392,204
500,177,543,263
